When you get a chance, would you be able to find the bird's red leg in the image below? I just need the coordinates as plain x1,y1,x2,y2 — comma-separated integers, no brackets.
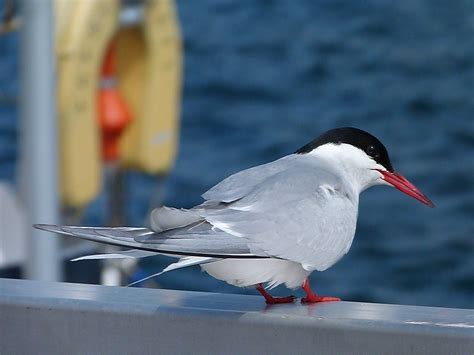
301,277,341,303
256,284,296,304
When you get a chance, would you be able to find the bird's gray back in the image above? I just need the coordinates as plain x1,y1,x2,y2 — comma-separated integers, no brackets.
202,155,300,202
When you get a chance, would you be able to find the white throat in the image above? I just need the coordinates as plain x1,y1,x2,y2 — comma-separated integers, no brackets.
307,143,386,194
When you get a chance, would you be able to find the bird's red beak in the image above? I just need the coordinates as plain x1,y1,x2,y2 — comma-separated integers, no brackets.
376,169,435,208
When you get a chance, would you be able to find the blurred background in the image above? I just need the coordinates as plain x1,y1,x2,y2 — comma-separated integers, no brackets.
0,0,473,309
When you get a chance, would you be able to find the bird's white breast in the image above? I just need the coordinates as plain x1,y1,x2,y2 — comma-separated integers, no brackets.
201,258,310,289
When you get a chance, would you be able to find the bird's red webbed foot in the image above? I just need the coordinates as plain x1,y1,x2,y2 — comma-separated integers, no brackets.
256,284,296,304
301,277,341,304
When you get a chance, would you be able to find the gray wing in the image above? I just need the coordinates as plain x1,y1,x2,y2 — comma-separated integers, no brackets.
34,223,267,259
202,157,359,271
36,155,357,267
202,155,298,202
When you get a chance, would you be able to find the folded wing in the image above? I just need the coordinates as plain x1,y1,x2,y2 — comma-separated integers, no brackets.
34,223,266,258
35,153,358,270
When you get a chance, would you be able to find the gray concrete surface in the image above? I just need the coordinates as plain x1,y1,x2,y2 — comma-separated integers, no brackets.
0,278,473,355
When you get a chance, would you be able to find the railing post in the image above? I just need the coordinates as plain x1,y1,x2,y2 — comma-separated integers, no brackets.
18,0,61,281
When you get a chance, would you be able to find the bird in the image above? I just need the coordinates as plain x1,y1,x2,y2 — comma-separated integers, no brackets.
35,127,434,304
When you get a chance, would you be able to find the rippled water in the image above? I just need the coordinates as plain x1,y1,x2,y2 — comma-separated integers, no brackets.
1,0,473,308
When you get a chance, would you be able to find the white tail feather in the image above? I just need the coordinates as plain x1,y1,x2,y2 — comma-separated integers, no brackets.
72,250,157,262
127,256,219,287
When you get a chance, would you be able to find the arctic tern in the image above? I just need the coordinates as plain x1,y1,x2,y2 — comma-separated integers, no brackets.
35,127,434,304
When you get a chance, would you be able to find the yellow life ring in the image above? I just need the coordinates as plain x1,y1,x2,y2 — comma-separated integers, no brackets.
55,0,182,208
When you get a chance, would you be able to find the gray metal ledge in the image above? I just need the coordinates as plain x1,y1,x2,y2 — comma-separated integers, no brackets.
1,278,473,355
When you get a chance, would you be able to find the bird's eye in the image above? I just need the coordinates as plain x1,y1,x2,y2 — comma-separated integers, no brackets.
366,145,378,158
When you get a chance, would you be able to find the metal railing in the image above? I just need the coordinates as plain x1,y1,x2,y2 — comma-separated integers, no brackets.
0,278,473,355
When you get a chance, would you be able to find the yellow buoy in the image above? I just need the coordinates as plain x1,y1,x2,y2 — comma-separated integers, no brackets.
55,0,182,208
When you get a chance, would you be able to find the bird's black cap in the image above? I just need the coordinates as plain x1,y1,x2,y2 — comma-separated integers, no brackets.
296,127,394,172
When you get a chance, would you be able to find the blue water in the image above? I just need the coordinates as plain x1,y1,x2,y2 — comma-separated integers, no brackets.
1,0,473,308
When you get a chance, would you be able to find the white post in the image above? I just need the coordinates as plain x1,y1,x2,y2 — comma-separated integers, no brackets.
18,0,61,281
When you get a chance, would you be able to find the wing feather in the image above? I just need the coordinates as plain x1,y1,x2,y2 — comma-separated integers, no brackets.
202,155,298,202
34,223,266,259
